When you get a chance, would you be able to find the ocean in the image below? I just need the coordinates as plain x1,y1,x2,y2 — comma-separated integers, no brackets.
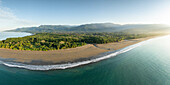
0,32,169,85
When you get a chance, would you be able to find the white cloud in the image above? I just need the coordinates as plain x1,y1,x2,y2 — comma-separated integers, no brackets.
0,0,37,31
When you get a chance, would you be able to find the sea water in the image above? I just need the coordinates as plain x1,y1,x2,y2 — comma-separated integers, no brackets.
0,32,32,40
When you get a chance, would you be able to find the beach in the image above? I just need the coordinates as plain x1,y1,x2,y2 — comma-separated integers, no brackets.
0,36,159,65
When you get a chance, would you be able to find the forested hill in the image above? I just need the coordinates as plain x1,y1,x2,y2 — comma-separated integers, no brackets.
5,23,170,33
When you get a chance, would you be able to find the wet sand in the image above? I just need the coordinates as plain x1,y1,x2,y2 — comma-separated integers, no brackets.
0,36,159,65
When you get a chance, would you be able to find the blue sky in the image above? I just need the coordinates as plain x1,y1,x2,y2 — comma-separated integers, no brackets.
0,0,170,31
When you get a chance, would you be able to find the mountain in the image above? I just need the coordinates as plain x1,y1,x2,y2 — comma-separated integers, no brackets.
67,23,122,32
6,23,122,33
10,25,74,33
5,23,170,33
122,24,170,33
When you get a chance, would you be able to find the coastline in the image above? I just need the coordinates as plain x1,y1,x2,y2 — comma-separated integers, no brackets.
0,35,165,70
0,32,32,41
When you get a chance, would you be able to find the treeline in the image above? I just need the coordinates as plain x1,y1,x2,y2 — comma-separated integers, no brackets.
0,33,152,51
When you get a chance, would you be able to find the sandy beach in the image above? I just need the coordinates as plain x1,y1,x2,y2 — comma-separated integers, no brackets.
0,36,159,65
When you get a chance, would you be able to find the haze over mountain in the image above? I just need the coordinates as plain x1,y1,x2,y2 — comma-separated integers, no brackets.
6,23,170,34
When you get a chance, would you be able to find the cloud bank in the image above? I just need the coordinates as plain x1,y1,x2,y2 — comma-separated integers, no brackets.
0,0,37,31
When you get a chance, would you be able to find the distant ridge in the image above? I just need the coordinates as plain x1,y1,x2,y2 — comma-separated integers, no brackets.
5,23,170,33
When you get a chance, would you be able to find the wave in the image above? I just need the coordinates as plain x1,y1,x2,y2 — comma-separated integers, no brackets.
0,37,159,71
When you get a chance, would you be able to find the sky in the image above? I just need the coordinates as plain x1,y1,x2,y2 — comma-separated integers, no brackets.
0,0,170,31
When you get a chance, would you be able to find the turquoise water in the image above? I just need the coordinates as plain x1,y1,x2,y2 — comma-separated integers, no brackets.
0,32,169,85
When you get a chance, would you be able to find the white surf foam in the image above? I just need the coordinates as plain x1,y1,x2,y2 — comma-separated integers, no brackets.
0,36,164,71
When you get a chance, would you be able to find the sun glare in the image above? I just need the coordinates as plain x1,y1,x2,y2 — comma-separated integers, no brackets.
152,2,170,25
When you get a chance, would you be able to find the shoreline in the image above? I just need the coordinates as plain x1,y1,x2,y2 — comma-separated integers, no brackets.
0,35,166,70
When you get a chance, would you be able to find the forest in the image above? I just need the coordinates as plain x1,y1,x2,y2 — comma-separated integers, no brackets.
0,33,153,51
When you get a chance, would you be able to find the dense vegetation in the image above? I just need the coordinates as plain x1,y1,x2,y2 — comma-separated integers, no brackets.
6,23,170,33
0,33,152,51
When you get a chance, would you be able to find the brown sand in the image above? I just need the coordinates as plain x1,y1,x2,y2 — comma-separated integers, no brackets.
0,36,159,64
95,37,154,50
0,44,108,64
